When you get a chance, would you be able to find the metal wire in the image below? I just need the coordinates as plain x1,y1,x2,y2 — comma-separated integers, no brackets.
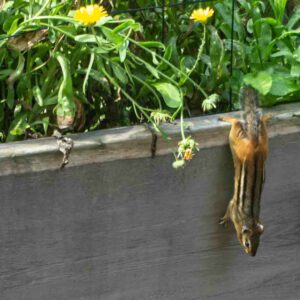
110,0,217,15
229,0,235,109
161,0,166,43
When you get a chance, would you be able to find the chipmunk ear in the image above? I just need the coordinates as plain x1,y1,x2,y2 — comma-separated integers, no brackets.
256,223,264,233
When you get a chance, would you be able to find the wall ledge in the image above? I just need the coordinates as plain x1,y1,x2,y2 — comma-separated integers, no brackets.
0,102,300,176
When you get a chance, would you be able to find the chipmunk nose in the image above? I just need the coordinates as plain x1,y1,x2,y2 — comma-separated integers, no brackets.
245,241,250,248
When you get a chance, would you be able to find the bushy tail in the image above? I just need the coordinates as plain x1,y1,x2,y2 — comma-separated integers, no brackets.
240,85,260,140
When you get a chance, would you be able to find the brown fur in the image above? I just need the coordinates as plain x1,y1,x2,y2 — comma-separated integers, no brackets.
219,88,271,256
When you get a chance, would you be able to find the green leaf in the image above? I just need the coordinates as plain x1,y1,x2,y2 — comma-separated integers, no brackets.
294,48,300,62
6,52,25,109
94,16,113,27
243,71,272,95
291,63,300,78
55,25,76,37
31,117,50,134
269,74,299,96
43,96,57,106
74,34,98,43
3,15,21,34
157,45,172,71
6,87,14,109
42,116,50,134
259,23,273,60
55,53,75,117
145,63,159,79
137,41,165,49
8,113,28,138
271,49,293,58
287,10,300,29
112,20,136,34
33,85,43,106
7,52,25,83
101,27,124,45
268,0,287,22
255,17,280,27
83,53,95,94
0,69,13,80
111,63,128,85
209,26,224,70
151,52,159,65
119,40,129,62
153,83,182,108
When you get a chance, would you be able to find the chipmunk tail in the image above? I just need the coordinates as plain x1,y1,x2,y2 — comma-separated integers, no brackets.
240,85,260,140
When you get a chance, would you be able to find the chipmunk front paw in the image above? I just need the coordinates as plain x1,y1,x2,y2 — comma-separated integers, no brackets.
219,216,229,227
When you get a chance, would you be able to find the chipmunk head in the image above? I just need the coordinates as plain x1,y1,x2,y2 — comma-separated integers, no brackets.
238,223,264,256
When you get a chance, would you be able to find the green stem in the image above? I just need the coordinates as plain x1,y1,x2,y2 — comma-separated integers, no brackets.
186,25,206,79
180,105,185,141
128,52,179,86
127,35,208,98
39,22,76,38
33,0,52,18
131,74,162,110
98,58,167,137
99,26,208,98
29,0,33,19
172,104,182,120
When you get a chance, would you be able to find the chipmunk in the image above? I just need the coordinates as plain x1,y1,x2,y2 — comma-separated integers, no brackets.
219,86,271,256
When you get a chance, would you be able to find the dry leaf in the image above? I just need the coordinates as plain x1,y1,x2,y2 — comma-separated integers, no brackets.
7,29,48,52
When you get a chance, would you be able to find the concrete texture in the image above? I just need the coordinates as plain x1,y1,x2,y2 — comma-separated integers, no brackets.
0,131,299,299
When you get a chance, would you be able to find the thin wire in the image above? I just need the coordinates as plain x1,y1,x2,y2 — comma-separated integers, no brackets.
161,0,166,43
111,0,215,15
229,0,235,110
0,27,48,41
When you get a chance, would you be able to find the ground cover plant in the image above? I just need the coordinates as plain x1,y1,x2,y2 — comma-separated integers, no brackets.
0,0,299,167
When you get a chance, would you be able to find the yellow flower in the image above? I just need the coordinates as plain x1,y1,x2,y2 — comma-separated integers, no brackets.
183,148,193,161
74,4,108,25
190,7,214,24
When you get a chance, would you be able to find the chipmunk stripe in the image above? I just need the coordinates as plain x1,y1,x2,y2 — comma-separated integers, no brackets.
239,161,247,210
253,159,265,218
251,157,258,217
220,85,270,256
235,164,242,205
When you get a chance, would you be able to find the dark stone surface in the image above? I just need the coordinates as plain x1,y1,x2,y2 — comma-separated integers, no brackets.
0,133,299,299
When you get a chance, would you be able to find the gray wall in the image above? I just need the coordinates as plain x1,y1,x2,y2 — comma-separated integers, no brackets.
0,132,299,300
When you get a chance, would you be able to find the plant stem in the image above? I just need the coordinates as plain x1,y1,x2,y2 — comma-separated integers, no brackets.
171,104,182,120
121,34,208,98
34,0,52,18
180,105,185,141
186,25,206,79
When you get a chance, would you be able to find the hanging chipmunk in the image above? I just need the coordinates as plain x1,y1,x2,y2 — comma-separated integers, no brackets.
219,86,271,256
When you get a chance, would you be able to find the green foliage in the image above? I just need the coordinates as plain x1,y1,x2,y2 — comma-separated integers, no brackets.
0,0,299,145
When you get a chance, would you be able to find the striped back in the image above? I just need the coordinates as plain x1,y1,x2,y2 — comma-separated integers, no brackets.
240,86,260,141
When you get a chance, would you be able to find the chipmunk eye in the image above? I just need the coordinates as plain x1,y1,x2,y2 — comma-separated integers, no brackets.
242,225,250,234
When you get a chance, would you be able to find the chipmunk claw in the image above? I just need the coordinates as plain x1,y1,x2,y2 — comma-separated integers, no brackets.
219,216,228,227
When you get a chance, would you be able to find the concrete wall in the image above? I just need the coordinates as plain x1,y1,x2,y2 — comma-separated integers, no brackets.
0,104,300,299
